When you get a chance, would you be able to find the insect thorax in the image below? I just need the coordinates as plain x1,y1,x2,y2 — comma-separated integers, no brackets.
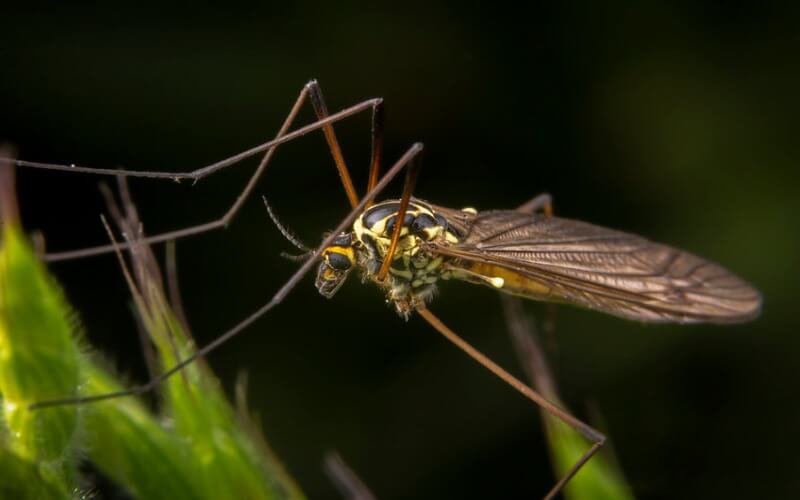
316,200,460,315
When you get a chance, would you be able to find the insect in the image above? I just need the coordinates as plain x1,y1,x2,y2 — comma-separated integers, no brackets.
315,197,762,323
3,80,762,499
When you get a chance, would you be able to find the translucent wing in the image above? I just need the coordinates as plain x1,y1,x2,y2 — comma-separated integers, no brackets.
426,204,762,324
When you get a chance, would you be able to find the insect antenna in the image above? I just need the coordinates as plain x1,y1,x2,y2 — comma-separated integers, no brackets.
28,143,425,410
262,197,316,262
262,197,312,253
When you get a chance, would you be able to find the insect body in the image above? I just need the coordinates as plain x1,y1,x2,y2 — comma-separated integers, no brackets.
317,199,460,315
316,198,762,323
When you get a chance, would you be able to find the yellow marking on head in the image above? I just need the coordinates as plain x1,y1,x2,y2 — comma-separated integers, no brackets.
323,245,355,261
461,207,478,215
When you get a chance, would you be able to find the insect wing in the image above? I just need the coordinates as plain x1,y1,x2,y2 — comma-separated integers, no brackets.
427,206,762,324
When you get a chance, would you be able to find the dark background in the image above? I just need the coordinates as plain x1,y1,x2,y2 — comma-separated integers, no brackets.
2,3,798,499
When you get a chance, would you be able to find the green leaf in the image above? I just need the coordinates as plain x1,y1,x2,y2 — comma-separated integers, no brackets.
111,223,304,500
544,415,634,500
0,448,69,500
503,296,635,500
0,225,81,491
80,363,209,500
1,215,304,499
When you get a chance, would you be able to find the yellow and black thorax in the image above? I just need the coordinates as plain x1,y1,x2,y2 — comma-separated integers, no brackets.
315,199,461,304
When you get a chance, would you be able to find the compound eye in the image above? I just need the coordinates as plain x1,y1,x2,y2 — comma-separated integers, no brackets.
327,251,352,271
411,213,437,236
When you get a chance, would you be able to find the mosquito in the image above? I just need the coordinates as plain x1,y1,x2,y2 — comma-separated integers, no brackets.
2,80,762,499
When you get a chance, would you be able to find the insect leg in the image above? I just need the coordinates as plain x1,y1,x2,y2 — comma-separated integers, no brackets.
38,85,383,262
415,306,606,499
306,80,385,210
502,295,610,499
9,96,379,181
28,143,425,409
375,148,422,281
516,193,553,217
543,442,604,500
42,86,303,261
306,80,363,209
365,98,385,200
416,306,603,442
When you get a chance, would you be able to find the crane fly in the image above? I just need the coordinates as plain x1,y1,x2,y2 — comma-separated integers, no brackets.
314,197,761,323
2,79,761,499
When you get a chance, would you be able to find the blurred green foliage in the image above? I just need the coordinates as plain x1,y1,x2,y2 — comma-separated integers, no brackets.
0,219,303,499
0,227,76,497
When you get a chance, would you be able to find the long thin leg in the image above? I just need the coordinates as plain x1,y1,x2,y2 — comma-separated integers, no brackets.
42,85,310,262
375,149,422,282
8,98,380,181
306,80,361,209
415,306,604,444
502,296,608,500
516,193,553,217
544,442,604,500
365,100,385,198
104,177,197,389
416,306,606,500
36,84,383,262
29,142,425,409
306,80,385,210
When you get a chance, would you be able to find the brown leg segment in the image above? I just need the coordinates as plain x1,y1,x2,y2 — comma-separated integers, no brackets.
305,80,361,209
8,83,382,262
365,100,385,200
29,143,425,409
516,193,553,217
416,305,606,499
375,148,422,282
